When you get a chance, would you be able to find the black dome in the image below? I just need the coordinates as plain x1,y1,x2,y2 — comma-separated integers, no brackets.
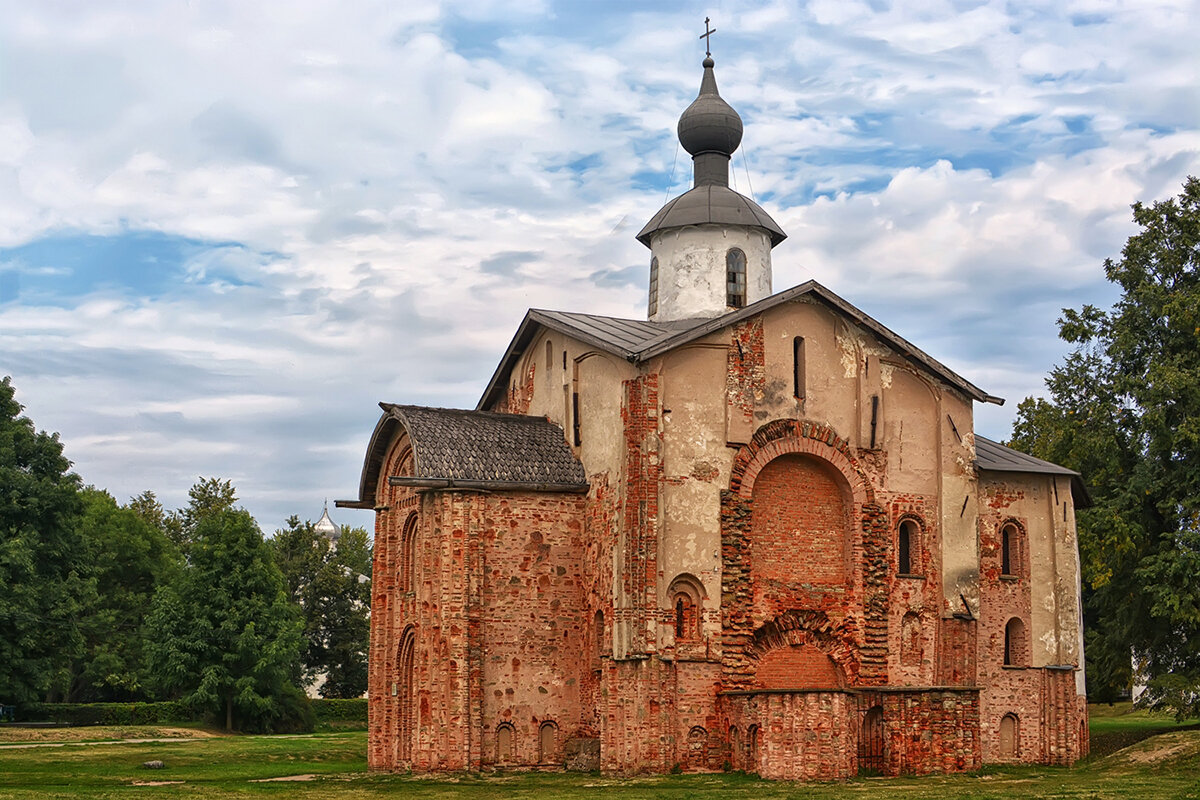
676,57,743,157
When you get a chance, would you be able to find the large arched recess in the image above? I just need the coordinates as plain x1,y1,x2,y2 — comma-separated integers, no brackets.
749,453,852,588
721,419,889,689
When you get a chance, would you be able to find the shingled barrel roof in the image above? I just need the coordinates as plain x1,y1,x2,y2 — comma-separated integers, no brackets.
338,404,587,509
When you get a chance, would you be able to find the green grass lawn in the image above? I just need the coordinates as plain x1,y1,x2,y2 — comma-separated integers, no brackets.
1089,702,1200,757
1,716,1198,800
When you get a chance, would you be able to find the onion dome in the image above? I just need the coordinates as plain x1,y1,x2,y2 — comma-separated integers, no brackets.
677,56,744,157
315,504,339,542
637,56,785,248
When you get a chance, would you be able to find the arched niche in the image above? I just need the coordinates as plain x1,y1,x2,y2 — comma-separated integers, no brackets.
749,453,852,588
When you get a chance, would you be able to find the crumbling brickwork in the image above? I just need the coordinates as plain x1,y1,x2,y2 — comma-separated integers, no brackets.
361,302,1088,780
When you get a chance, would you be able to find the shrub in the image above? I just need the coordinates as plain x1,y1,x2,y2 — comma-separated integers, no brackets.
16,701,196,726
311,698,367,723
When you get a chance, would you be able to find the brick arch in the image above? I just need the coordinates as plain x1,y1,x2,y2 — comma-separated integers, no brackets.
721,419,891,690
747,610,858,687
730,419,873,507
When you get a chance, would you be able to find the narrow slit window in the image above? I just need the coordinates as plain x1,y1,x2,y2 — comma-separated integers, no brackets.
793,336,805,399
1001,523,1019,576
572,391,581,446
648,256,659,317
726,249,746,308
898,519,917,575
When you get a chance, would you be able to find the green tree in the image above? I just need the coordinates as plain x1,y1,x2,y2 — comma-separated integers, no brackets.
1009,176,1200,716
0,376,90,703
165,477,237,549
269,518,371,698
147,500,308,731
68,488,179,701
314,525,371,698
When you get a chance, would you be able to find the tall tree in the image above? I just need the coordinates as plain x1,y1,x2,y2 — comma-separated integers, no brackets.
0,376,90,703
313,525,371,698
1009,176,1200,716
147,498,307,731
68,488,179,701
269,518,371,698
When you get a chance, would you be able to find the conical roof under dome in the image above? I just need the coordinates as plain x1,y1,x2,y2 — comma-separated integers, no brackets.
315,505,339,542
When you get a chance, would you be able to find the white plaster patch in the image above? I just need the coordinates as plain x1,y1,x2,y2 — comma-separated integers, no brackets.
879,362,895,388
836,333,858,378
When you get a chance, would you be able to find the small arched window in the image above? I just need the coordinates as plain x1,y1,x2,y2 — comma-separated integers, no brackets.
399,513,418,593
726,249,746,308
648,256,659,317
1001,522,1021,576
898,518,920,575
674,595,694,640
668,574,704,643
747,724,760,773
1004,617,1027,666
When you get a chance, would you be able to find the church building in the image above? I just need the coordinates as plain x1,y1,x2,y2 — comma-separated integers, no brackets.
339,52,1089,780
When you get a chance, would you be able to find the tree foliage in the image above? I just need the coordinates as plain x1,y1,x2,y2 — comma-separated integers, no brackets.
69,488,179,701
0,376,90,703
1009,176,1200,717
270,516,371,698
166,477,238,549
147,501,308,731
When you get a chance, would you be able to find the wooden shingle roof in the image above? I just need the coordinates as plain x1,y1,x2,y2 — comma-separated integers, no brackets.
338,404,586,509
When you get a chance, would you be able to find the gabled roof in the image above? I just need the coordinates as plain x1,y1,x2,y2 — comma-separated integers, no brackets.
975,435,1091,507
477,280,1003,411
337,404,587,509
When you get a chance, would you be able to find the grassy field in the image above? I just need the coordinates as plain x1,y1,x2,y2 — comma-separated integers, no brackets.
1,710,1198,800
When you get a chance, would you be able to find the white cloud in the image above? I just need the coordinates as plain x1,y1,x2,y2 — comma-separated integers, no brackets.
1,0,1198,529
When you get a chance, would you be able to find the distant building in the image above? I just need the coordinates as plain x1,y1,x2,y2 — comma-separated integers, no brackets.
342,53,1089,780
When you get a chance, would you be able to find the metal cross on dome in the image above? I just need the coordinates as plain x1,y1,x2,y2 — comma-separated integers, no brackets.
700,16,716,56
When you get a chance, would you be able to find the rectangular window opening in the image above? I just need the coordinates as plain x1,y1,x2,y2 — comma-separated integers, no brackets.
793,336,805,399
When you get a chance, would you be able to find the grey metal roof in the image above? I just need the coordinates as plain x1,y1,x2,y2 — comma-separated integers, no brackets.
975,436,1077,476
531,309,692,357
341,404,586,508
975,435,1091,507
637,184,787,247
477,280,1000,411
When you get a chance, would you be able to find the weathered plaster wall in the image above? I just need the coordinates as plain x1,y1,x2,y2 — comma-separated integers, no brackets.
647,224,773,322
658,343,727,646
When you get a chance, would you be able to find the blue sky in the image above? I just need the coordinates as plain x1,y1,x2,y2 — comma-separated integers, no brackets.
1,0,1198,533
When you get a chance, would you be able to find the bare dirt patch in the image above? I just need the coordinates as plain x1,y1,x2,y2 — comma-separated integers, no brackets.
250,774,317,782
130,780,185,787
1104,730,1200,766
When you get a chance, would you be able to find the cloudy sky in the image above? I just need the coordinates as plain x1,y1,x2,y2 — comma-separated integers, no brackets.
2,0,1198,534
